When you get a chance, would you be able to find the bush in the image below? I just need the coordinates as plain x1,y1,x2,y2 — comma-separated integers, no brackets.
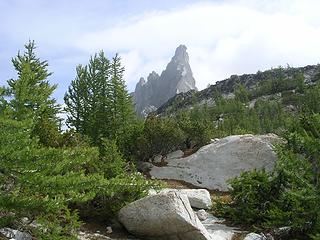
136,116,185,161
215,114,320,237
0,117,160,238
215,170,274,227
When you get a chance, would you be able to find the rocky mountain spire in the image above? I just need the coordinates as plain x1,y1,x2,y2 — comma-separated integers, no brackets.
133,45,197,117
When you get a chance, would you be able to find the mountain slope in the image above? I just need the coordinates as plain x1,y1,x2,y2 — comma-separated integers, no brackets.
156,64,320,115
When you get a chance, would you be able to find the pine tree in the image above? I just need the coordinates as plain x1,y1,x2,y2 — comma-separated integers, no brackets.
64,51,135,146
0,43,160,239
110,54,135,139
234,84,250,103
7,40,60,146
8,40,58,120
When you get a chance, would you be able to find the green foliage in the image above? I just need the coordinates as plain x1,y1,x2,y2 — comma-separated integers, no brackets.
0,116,160,238
252,68,306,98
312,233,320,240
8,41,57,119
77,172,162,221
134,87,292,162
0,42,161,239
98,139,126,178
177,105,214,148
59,129,91,148
216,170,274,226
215,114,320,237
64,52,135,147
0,117,100,238
254,99,289,133
136,115,185,160
116,119,144,161
5,40,61,147
234,84,250,103
302,82,320,114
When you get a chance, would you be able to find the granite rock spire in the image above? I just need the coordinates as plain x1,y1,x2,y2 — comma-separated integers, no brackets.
133,45,197,117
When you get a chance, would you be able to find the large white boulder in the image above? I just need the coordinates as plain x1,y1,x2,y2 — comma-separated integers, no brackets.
118,192,213,240
150,134,280,191
149,188,212,209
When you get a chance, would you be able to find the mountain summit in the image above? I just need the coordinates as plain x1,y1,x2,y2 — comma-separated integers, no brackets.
133,45,197,117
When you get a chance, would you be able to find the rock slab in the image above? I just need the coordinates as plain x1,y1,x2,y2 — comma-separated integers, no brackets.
149,188,212,209
118,192,212,240
150,134,280,191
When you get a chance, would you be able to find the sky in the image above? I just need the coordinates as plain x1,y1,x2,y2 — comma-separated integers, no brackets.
1,0,320,104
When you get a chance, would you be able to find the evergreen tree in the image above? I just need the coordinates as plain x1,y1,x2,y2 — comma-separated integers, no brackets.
64,52,135,146
0,116,158,239
6,40,60,146
234,84,250,103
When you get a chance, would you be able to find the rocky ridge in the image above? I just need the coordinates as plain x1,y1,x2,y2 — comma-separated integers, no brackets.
155,64,320,115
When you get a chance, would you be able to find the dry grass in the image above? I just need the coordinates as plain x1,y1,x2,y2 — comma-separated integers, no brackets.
211,193,232,204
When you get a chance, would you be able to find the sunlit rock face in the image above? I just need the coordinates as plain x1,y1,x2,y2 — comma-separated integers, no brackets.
133,45,197,117
150,134,281,191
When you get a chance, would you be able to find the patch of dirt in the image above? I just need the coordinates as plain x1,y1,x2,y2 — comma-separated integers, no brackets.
183,147,199,157
80,220,138,240
160,179,198,189
232,232,247,240
151,160,168,167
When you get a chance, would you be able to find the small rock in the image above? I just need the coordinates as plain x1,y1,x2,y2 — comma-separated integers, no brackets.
106,226,112,234
136,161,153,173
153,155,162,163
273,226,291,238
210,229,234,240
196,209,208,221
0,228,32,240
244,232,266,240
166,150,184,160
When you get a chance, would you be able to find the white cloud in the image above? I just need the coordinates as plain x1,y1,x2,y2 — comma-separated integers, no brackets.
74,0,320,91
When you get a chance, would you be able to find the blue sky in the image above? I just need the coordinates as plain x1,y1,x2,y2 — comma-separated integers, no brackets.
1,0,320,104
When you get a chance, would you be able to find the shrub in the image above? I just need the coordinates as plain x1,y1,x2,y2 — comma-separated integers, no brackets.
136,116,185,161
215,114,320,237
0,117,160,238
